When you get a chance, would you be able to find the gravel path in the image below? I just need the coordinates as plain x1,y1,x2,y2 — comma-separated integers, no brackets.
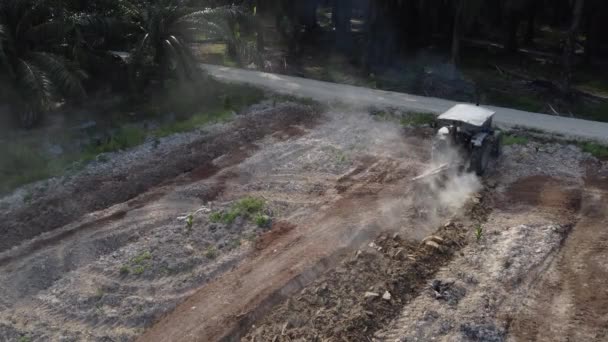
201,64,608,144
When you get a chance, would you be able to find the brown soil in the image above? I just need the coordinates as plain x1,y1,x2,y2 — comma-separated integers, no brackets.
3,104,607,342
506,166,608,342
0,104,320,253
243,224,472,342
504,175,582,213
137,162,420,342
254,221,296,251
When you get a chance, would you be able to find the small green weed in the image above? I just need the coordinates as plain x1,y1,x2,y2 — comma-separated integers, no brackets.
254,213,271,228
119,265,130,275
209,211,223,223
400,112,436,127
474,225,484,242
503,134,529,146
89,126,147,154
228,238,242,250
204,246,218,259
185,214,194,230
222,208,241,224
132,265,146,275
579,142,608,159
335,150,349,164
18,336,31,342
132,251,152,264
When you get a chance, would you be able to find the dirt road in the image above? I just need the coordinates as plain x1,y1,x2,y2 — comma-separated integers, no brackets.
201,64,608,144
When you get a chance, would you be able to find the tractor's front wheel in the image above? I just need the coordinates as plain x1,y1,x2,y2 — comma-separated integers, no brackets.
471,141,491,176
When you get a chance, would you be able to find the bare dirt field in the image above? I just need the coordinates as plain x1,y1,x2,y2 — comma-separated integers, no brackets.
0,102,607,342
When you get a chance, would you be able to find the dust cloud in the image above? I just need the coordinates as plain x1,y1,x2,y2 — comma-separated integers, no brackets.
331,108,482,238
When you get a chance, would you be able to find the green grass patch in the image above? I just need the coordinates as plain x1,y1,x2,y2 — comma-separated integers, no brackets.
132,265,146,275
235,196,265,214
119,265,130,275
1,80,267,195
0,143,53,194
574,101,608,123
486,91,544,113
400,112,436,126
209,196,266,224
154,109,234,138
579,142,608,159
132,251,152,264
119,250,153,276
254,213,271,228
87,126,147,154
503,134,529,146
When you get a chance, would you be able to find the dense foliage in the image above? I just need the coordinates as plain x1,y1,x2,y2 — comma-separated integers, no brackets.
0,0,245,127
1,0,607,128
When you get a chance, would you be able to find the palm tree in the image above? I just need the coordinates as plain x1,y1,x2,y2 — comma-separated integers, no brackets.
128,0,242,90
0,0,86,128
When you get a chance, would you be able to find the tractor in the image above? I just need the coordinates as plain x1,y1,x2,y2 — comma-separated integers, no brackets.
422,104,502,178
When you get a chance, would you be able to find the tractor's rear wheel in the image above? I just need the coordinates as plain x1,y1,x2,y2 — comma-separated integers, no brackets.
492,131,503,157
471,141,491,176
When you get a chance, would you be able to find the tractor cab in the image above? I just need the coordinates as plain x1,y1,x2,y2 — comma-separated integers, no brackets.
432,104,502,175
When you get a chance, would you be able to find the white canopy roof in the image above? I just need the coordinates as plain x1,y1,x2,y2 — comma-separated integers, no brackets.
438,104,495,127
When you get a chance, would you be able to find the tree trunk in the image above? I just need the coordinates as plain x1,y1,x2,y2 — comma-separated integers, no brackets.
253,0,265,53
524,0,538,45
562,0,585,93
334,0,353,52
504,11,521,53
451,0,464,65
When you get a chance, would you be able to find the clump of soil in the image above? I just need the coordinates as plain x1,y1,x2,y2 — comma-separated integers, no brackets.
243,224,470,342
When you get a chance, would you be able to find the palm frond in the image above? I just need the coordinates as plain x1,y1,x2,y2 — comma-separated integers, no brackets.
180,5,243,22
16,58,52,110
166,35,196,78
24,20,70,45
30,52,86,99
175,5,244,42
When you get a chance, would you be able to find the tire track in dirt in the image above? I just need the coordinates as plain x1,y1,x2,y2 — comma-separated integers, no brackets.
0,104,319,253
0,109,435,341
137,150,435,342
0,105,326,341
505,164,608,342
373,167,585,341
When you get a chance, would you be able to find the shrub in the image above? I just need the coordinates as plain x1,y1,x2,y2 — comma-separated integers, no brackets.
503,134,529,146
580,142,608,159
132,251,152,264
204,246,218,259
400,112,436,126
254,213,271,228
